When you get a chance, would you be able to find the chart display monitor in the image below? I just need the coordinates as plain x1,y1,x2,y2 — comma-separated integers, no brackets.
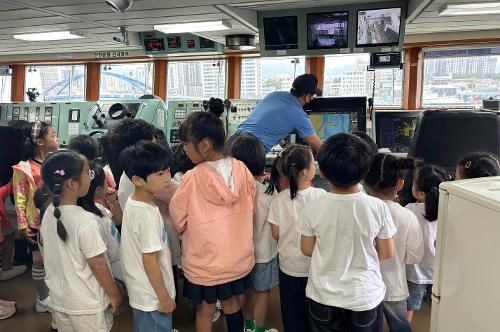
263,16,299,50
307,11,348,49
357,8,401,47
309,112,359,140
374,111,421,153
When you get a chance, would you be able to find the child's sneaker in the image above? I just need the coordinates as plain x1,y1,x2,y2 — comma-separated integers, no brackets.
35,296,51,313
0,305,16,320
212,309,221,323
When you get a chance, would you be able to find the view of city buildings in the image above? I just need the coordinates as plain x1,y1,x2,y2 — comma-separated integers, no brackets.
24,65,85,101
99,63,153,99
422,55,500,106
167,60,226,101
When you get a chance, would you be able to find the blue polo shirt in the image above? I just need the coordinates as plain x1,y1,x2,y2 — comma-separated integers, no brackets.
238,91,314,151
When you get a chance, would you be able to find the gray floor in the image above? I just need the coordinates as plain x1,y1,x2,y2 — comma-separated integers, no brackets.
0,269,431,331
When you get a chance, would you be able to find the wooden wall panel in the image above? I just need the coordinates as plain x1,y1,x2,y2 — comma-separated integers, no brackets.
403,48,423,110
227,56,241,99
153,59,167,101
85,62,100,101
305,56,325,91
11,64,25,102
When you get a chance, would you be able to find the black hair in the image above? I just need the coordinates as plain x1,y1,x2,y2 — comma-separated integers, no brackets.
317,133,373,188
364,153,415,195
120,140,172,181
414,165,448,221
23,121,52,161
280,144,313,200
34,184,52,220
41,150,85,242
179,111,226,152
77,162,105,218
208,97,224,118
69,135,99,161
0,125,25,185
266,147,293,195
457,152,500,179
230,135,266,177
352,131,378,157
107,118,156,185
170,143,196,177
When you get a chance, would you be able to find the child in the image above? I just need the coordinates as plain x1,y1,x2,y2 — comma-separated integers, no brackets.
39,150,123,331
299,133,396,332
455,152,500,180
230,135,279,332
364,153,424,332
69,134,121,225
405,164,447,322
12,121,58,312
0,218,16,320
170,111,256,332
267,144,326,332
171,143,196,183
77,162,122,281
120,141,176,332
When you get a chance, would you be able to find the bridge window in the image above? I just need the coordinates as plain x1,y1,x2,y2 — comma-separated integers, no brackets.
323,54,402,107
25,64,85,102
422,47,500,107
167,59,226,101
0,74,11,102
240,57,305,99
99,62,153,100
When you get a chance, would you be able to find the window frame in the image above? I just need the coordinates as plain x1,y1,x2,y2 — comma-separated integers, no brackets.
98,62,154,100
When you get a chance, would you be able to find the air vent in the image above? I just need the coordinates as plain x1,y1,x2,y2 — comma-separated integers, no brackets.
225,34,256,51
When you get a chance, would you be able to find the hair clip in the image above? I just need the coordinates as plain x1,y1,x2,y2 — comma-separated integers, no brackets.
54,169,65,176
465,161,472,169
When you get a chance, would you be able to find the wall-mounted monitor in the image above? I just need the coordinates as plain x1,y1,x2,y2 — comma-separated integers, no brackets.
307,11,348,49
356,7,401,47
263,16,299,50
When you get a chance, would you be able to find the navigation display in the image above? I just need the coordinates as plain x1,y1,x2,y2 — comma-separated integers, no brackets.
309,112,358,140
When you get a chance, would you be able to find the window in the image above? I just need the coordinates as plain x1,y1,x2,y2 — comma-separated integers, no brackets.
0,74,11,102
240,57,305,99
99,62,153,100
323,54,402,107
167,60,226,101
422,48,500,107
25,65,85,101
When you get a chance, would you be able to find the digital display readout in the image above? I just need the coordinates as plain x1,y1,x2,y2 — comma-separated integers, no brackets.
144,38,165,51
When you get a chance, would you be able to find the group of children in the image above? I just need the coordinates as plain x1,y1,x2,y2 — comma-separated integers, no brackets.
1,102,500,332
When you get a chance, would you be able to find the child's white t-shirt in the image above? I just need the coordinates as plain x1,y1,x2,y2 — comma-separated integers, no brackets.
405,202,438,284
298,192,396,311
40,205,110,315
121,197,176,312
380,201,424,301
208,158,234,191
268,187,327,277
95,203,123,281
254,181,277,264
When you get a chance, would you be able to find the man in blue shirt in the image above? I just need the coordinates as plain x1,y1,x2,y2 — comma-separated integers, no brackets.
237,74,324,152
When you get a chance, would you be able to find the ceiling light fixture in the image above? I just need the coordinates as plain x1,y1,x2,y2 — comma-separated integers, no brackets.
13,31,84,41
439,2,500,16
105,0,133,13
154,20,232,34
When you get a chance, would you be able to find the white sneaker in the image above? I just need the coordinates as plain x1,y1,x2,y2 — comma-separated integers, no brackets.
0,265,27,281
215,300,222,310
35,296,51,313
171,330,180,332
266,329,279,332
212,309,221,323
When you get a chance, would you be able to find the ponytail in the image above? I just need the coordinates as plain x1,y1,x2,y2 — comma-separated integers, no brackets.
281,144,313,200
415,165,448,222
52,174,67,242
266,154,283,195
288,164,300,200
424,187,440,221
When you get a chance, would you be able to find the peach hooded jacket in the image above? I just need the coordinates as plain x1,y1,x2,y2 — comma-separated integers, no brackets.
170,158,256,286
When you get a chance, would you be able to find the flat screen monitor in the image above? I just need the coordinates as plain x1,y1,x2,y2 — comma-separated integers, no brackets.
304,97,367,140
357,7,401,47
307,11,348,49
374,111,421,153
263,16,299,50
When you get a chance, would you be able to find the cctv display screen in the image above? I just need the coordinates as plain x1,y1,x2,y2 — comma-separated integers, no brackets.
263,16,299,50
309,112,359,140
307,11,348,49
376,113,419,153
357,7,401,47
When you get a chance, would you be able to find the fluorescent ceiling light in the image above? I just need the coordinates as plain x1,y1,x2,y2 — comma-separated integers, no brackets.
154,20,232,34
13,31,84,41
439,3,500,16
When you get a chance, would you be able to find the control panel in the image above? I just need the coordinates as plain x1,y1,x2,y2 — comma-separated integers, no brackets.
166,100,206,144
226,99,260,136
